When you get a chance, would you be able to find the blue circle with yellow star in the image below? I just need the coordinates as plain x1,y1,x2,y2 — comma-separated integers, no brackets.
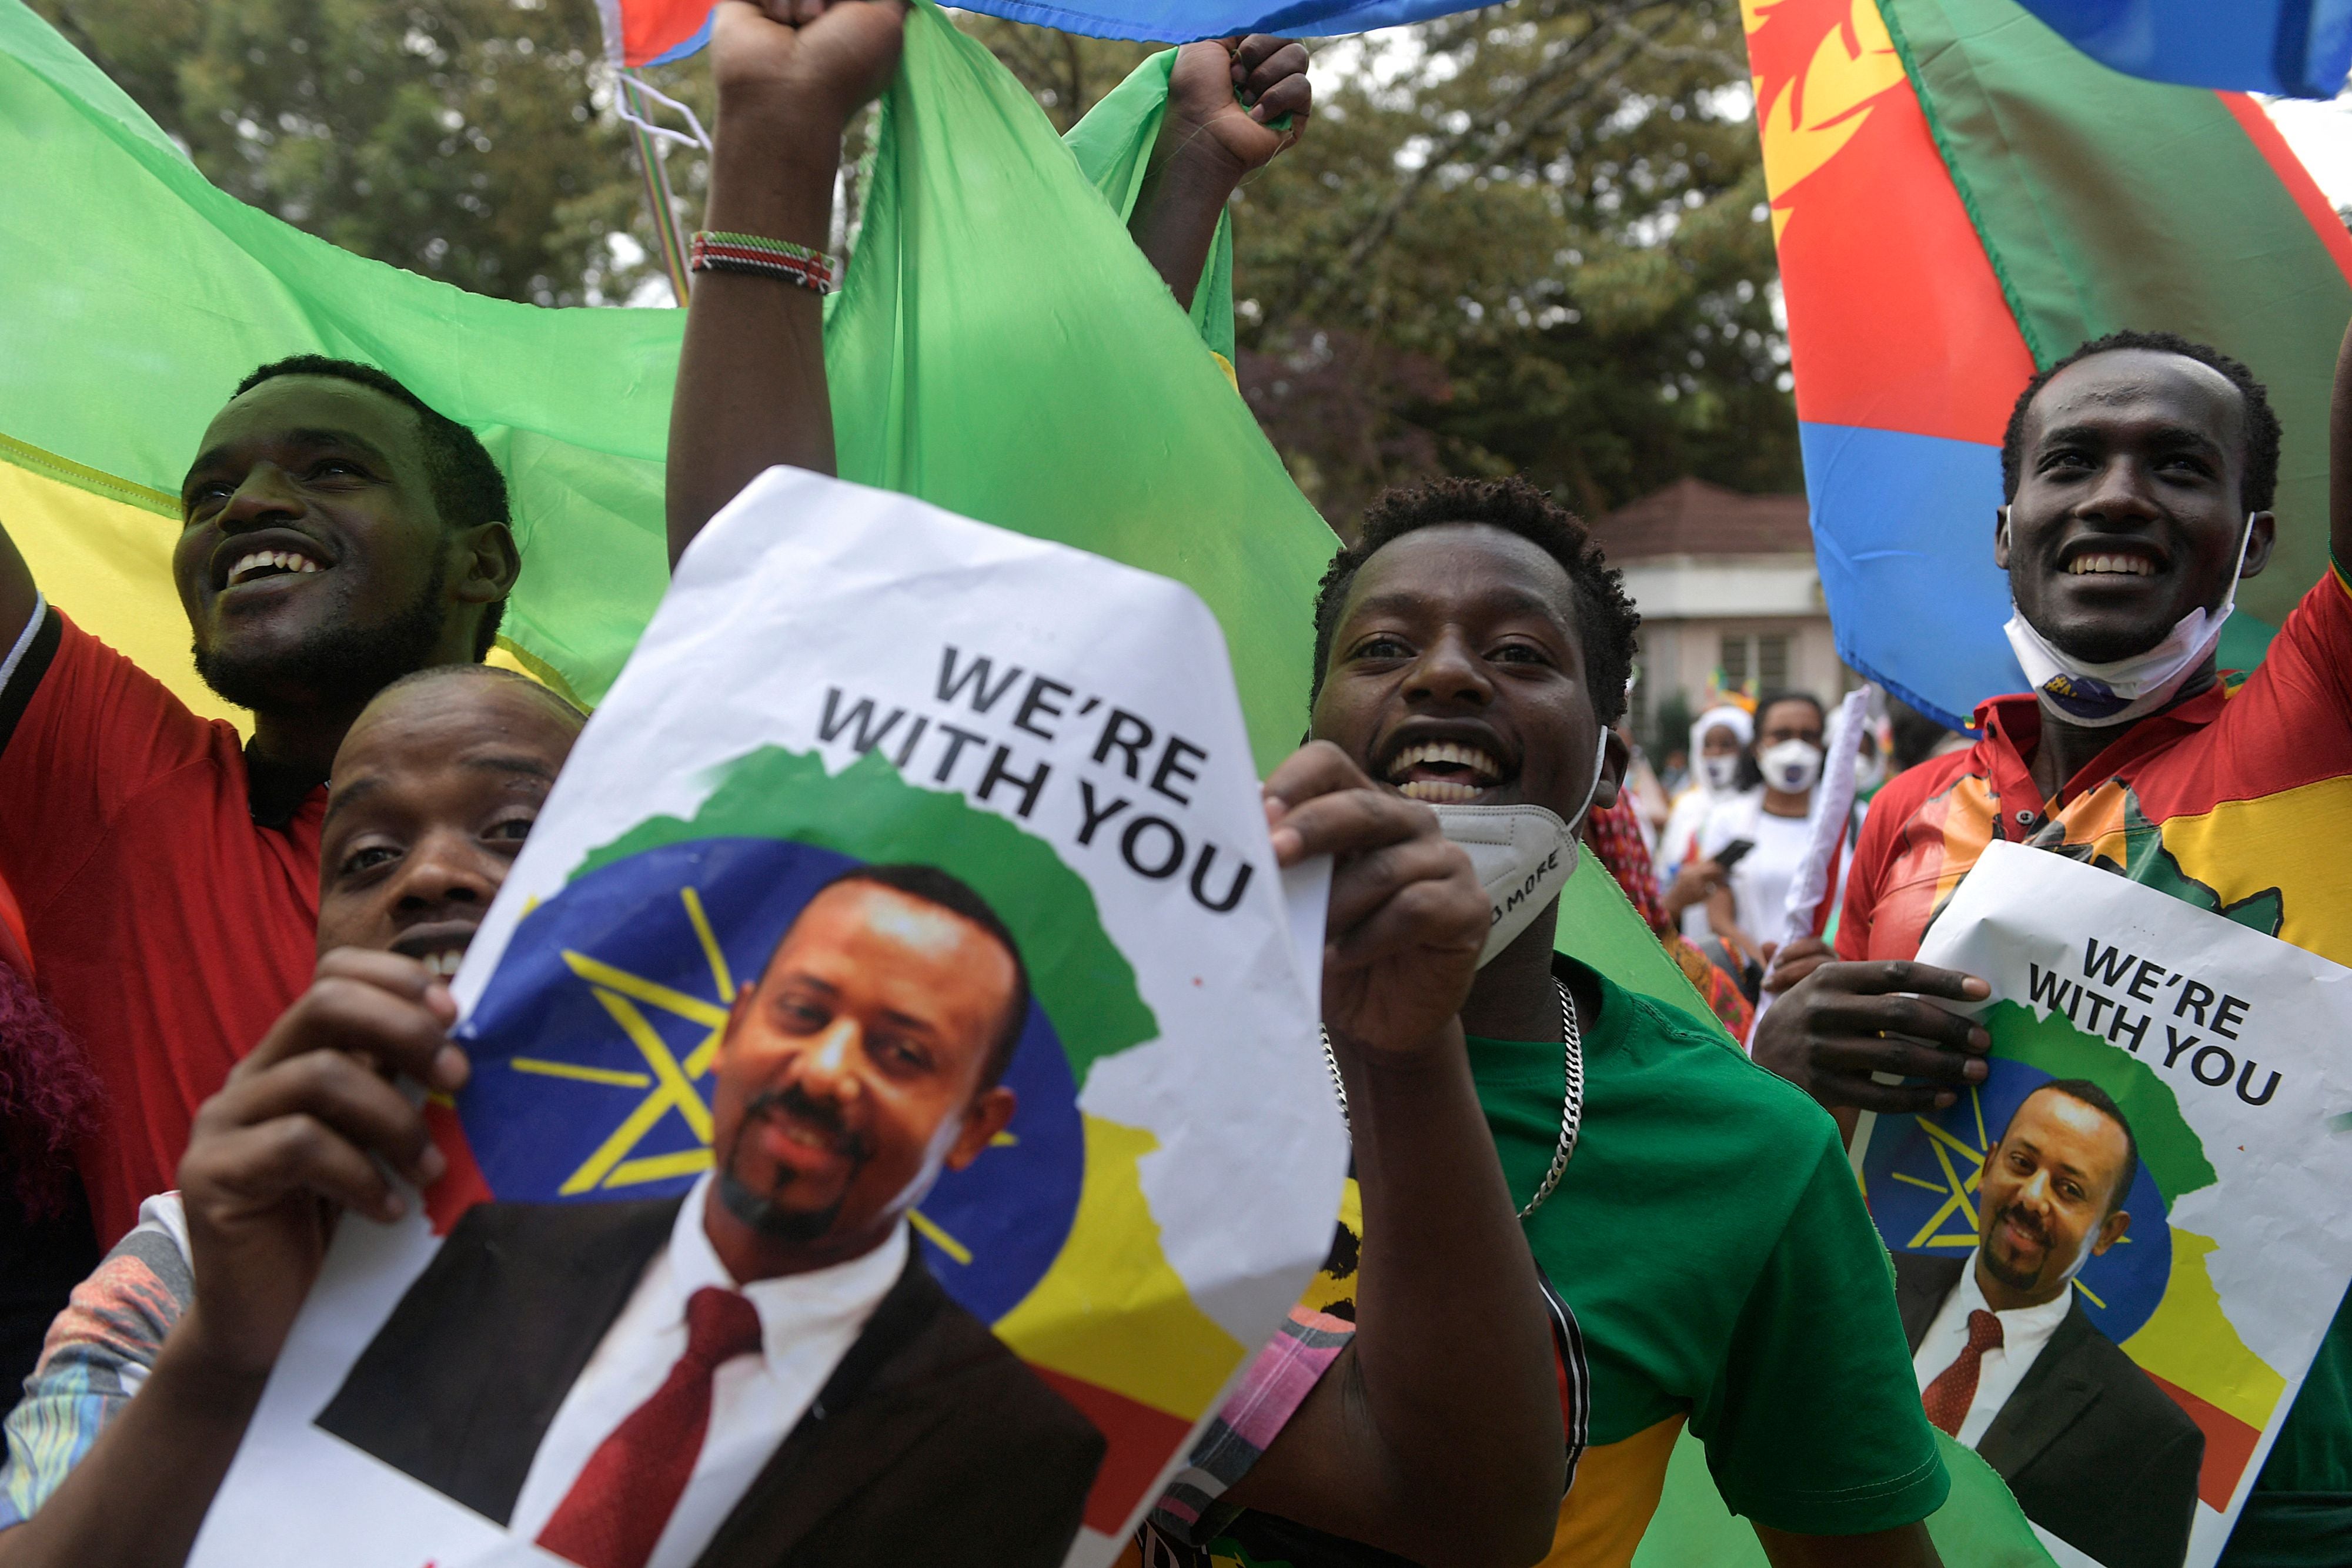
457,837,1084,1324
1863,1060,2171,1343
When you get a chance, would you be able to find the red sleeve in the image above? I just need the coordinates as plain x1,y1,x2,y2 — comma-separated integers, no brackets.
1836,774,1909,961
2241,560,2352,733
0,610,219,913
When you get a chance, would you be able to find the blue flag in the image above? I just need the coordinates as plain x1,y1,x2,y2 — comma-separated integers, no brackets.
2014,0,2352,98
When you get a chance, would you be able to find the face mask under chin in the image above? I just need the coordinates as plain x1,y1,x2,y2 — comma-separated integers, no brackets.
2002,508,2253,728
1428,728,1613,967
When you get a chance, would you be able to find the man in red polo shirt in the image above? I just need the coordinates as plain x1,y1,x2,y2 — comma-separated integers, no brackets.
1755,326,2352,1565
0,357,520,1245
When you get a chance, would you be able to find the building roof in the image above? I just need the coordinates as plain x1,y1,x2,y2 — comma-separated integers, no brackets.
1587,477,1811,562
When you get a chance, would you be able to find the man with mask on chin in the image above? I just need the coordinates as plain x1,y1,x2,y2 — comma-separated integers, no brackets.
0,357,521,1248
1141,474,1955,1568
317,864,1107,1568
1756,326,2352,1566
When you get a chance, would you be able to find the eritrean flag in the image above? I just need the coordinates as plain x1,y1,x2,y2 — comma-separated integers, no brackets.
1745,0,2352,728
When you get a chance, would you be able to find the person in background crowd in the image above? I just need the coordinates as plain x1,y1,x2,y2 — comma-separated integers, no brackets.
1656,702,1752,941
1853,723,1888,804
1616,721,1673,848
1582,793,1754,1041
1657,743,1690,797
1145,475,1948,1567
1885,694,1963,775
664,6,1569,1564
0,355,521,1249
1693,690,1839,979
0,666,582,1566
1755,327,2352,1566
0,877,98,1396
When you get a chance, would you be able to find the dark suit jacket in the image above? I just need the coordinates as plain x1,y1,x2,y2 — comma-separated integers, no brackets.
1895,1252,2203,1568
316,1198,1105,1568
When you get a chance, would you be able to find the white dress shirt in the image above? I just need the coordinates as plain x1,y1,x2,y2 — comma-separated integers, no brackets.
507,1175,909,1568
1911,1253,2074,1448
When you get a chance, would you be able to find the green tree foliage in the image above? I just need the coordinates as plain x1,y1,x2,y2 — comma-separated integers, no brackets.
34,0,1798,524
31,0,654,304
1230,0,1798,530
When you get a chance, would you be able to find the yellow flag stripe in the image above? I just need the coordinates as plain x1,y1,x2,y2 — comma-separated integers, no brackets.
510,1057,653,1088
560,950,731,1029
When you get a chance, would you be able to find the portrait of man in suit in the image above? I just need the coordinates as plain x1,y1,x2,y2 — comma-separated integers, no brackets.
1895,1078,2203,1568
316,862,1105,1568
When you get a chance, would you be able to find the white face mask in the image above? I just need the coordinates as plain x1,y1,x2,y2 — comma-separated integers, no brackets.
1430,729,1611,967
1758,738,1823,795
1854,749,1887,794
2001,510,2253,727
1698,754,1741,793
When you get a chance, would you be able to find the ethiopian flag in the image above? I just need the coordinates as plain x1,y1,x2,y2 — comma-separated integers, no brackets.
1746,0,2352,729
0,0,1321,760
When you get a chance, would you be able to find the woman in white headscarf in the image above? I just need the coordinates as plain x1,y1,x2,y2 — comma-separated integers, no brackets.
1655,703,1752,940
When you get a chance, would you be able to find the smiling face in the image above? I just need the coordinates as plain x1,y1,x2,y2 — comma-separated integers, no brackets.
706,880,1020,1279
1999,349,2274,666
173,375,516,714
1309,524,1621,821
1974,1086,2133,1310
316,671,580,968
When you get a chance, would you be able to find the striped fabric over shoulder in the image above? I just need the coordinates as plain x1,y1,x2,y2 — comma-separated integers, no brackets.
0,1196,191,1526
1134,1174,1591,1564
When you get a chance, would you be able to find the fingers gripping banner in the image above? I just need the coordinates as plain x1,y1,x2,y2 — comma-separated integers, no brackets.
188,469,1344,1568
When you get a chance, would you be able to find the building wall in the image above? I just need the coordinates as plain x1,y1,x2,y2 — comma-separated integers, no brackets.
1620,554,1855,754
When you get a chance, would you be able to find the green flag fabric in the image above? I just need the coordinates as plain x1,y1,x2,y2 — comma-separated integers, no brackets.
0,0,1289,743
1632,1429,2056,1568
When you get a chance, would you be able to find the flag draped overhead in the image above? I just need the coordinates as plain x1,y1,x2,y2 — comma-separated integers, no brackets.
2013,0,2352,98
1746,0,2352,728
0,0,1304,754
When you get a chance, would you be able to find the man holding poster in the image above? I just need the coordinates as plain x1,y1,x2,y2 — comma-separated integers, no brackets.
315,864,1102,1567
1755,324,2352,1565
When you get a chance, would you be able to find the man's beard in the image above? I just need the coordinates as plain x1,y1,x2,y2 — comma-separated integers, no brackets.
716,1084,870,1244
1980,1201,2097,1295
1979,1202,2049,1293
194,556,448,712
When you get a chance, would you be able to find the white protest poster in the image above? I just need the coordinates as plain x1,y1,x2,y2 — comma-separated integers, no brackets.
1854,840,2352,1568
190,466,1344,1568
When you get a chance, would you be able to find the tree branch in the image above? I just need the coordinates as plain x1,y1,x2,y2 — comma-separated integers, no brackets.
1284,0,1673,327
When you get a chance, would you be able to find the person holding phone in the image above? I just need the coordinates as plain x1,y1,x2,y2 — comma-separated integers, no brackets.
1685,691,1848,987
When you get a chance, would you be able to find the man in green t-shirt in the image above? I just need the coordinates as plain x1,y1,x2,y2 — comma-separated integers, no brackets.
1166,475,1952,1567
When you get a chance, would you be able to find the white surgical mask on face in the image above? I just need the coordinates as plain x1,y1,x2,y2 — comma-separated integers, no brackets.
2001,509,2254,727
1698,754,1742,793
1854,749,1887,794
1431,728,1612,967
1758,738,1823,795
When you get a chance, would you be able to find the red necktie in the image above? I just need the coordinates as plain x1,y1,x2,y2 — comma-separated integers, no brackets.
536,1286,765,1568
1922,1308,2004,1436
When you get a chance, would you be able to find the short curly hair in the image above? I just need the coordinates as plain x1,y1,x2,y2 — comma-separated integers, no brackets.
2000,330,2280,514
233,355,515,660
1309,476,1641,728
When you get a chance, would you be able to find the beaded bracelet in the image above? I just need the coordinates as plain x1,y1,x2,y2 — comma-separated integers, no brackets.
688,230,843,295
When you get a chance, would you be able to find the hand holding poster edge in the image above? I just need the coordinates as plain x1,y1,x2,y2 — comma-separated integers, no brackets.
188,466,1346,1568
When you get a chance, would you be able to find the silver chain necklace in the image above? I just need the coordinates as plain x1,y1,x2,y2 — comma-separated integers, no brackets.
1319,977,1584,1219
